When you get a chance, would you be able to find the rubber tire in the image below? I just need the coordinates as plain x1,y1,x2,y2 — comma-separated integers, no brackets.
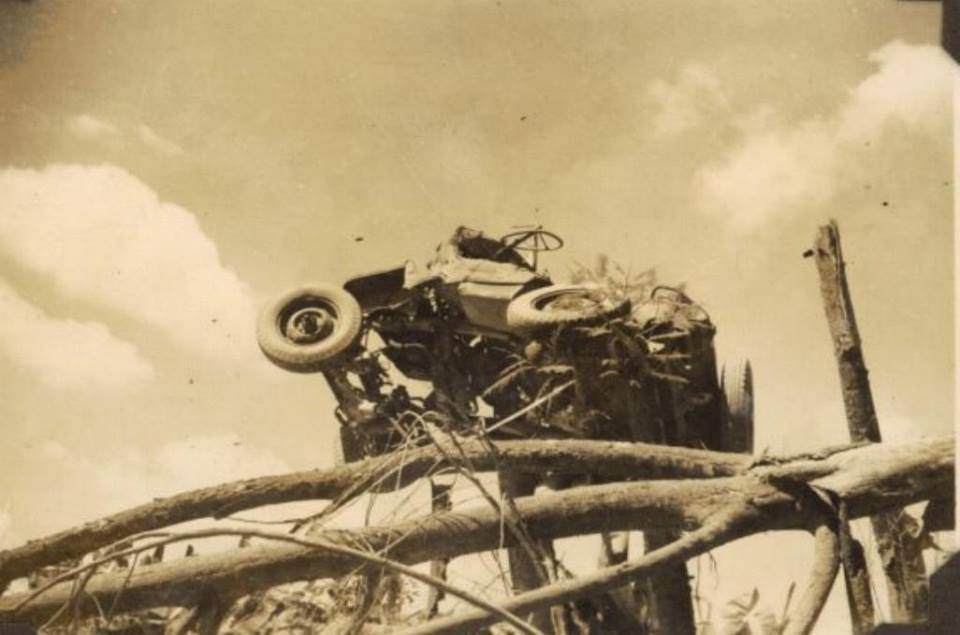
720,359,754,453
506,284,632,333
257,284,362,373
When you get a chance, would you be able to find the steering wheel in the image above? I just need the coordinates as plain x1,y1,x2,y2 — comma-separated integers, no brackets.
498,228,564,254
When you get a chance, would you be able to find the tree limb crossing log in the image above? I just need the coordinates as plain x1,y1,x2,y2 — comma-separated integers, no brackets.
0,438,749,593
0,436,951,625
398,509,755,635
813,220,930,624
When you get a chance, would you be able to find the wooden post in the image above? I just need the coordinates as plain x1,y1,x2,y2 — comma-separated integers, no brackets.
498,468,557,634
837,503,875,634
425,480,452,618
596,532,652,633
642,529,696,634
811,220,928,626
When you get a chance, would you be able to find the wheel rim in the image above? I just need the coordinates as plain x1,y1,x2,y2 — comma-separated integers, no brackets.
535,289,608,314
281,301,336,345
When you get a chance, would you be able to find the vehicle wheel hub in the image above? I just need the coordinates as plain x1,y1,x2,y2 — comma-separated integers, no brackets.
285,307,334,344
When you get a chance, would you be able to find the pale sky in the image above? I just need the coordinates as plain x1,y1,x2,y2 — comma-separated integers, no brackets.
0,1,955,632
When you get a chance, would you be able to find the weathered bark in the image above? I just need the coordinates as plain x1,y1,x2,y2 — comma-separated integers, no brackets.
15,528,544,635
498,469,556,634
167,588,224,635
0,438,749,593
0,437,950,626
812,221,882,444
643,529,695,635
595,532,649,633
782,521,840,635
812,220,929,624
838,512,874,635
424,480,452,619
398,509,755,635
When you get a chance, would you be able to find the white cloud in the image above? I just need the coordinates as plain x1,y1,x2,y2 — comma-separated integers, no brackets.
648,63,728,136
137,124,184,156
696,41,954,232
0,164,257,361
0,279,154,390
697,119,839,230
67,115,185,157
837,41,954,143
17,437,291,540
67,114,121,140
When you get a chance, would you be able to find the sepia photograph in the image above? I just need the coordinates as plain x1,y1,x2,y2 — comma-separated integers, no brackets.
0,1,956,633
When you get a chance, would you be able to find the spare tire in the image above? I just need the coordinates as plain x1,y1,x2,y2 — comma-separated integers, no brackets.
720,359,754,453
506,284,631,333
257,284,362,373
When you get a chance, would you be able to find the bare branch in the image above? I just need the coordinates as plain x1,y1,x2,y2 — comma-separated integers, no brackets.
395,509,752,635
782,521,841,635
12,528,542,635
837,501,875,635
0,436,949,625
0,437,749,591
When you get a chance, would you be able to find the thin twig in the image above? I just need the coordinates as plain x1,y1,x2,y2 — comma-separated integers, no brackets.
14,527,542,635
37,580,73,632
106,553,139,621
484,381,575,434
3,437,950,627
424,422,554,585
85,589,106,624
364,424,420,529
292,433,428,533
0,436,750,590
68,562,99,628
14,536,172,614
397,510,751,635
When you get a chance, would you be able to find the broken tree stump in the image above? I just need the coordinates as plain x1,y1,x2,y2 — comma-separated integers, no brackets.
811,219,928,627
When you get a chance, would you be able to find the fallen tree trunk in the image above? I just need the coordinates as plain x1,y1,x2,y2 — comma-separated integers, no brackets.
0,438,750,593
0,436,951,625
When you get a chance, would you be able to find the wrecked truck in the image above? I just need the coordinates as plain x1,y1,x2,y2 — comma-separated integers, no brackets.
257,226,753,462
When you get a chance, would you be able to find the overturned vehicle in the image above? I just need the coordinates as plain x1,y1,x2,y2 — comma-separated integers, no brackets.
257,227,753,462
